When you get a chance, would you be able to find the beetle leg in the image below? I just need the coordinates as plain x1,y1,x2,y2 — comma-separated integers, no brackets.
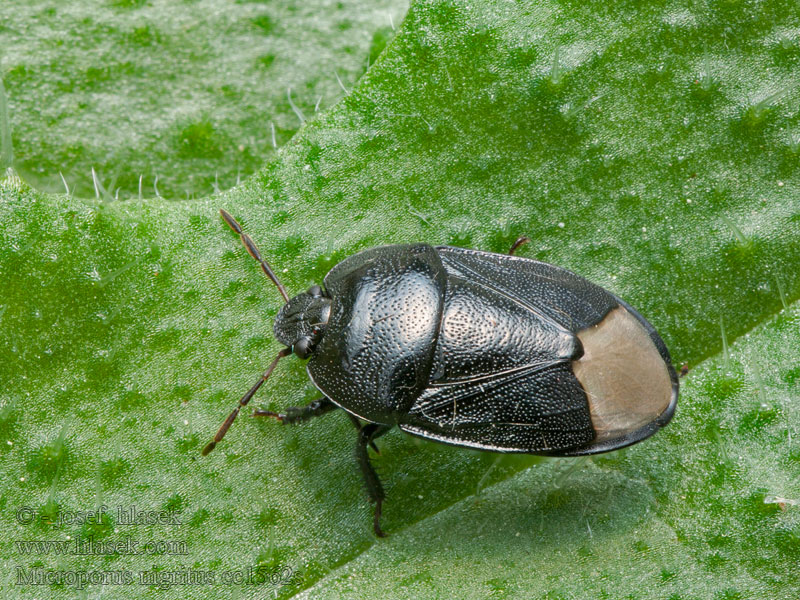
251,396,337,424
354,423,392,537
508,235,531,255
346,413,380,453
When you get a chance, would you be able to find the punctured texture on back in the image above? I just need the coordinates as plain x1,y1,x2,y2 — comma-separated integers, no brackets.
308,244,447,423
399,247,612,451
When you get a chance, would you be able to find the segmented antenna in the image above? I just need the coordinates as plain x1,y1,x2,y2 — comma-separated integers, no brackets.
219,209,290,303
202,348,291,455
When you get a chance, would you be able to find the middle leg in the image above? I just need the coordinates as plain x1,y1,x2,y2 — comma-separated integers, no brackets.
352,421,393,537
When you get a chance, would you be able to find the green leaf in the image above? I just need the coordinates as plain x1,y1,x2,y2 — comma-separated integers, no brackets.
296,303,800,598
1,0,798,598
0,0,405,199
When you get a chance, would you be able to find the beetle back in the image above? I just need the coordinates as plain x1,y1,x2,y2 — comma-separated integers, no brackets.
398,246,678,455
307,244,447,424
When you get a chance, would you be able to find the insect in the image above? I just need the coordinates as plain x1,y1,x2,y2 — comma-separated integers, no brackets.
203,210,679,537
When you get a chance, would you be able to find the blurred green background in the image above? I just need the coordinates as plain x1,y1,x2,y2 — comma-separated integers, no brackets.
1,0,404,198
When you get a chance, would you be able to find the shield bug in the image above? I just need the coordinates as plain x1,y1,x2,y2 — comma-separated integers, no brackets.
203,210,679,537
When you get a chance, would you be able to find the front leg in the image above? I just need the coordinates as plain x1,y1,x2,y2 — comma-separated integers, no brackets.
252,396,337,424
353,422,392,537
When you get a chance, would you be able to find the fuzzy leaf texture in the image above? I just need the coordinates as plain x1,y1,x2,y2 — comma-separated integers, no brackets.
1,1,799,599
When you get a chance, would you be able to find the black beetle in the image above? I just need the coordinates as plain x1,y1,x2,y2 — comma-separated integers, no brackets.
203,210,678,537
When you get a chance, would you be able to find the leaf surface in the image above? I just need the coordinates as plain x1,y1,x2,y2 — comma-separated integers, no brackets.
1,0,798,598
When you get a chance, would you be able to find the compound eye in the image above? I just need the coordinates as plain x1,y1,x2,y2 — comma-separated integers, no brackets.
294,336,313,359
307,285,322,298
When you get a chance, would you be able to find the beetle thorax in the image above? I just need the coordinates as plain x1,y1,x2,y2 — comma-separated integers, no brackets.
273,286,332,357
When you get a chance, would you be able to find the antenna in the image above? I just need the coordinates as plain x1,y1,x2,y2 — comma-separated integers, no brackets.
219,209,290,303
202,348,291,455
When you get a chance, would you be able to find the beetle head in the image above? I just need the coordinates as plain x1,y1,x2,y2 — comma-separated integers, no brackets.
273,285,332,358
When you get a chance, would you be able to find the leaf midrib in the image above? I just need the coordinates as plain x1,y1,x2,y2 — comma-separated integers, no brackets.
285,297,798,598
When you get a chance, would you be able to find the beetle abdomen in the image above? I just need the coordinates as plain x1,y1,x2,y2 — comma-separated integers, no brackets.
307,244,447,423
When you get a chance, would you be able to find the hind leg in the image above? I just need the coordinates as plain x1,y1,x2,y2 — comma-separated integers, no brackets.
350,420,392,537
